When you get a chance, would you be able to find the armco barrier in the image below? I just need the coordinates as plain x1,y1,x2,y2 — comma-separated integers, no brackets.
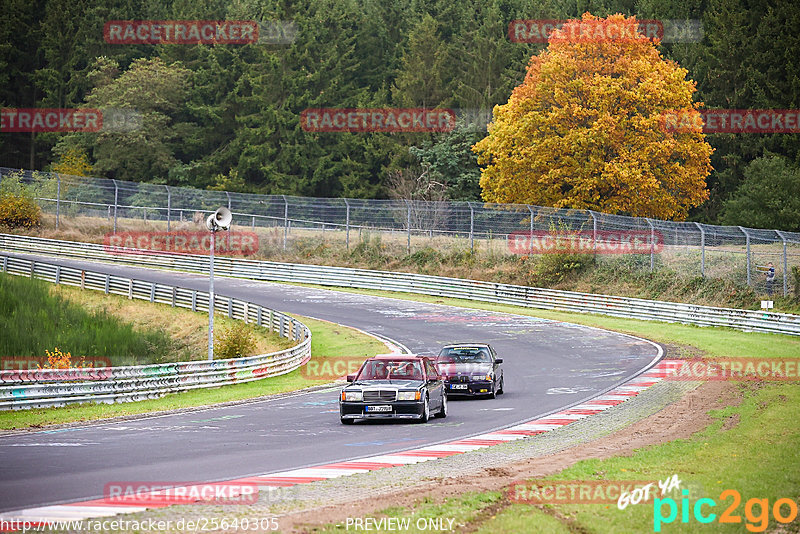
0,253,311,410
1,233,799,336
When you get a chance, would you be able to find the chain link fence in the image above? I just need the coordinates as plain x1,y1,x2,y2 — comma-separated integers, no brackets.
2,167,798,296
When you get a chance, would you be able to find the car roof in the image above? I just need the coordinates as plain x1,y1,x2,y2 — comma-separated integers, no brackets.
370,354,430,360
440,343,491,349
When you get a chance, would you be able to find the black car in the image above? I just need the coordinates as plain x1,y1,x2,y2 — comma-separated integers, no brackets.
339,354,447,424
435,344,504,398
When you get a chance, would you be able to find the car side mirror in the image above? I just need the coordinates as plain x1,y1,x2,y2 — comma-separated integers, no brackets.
346,374,355,382
494,358,503,364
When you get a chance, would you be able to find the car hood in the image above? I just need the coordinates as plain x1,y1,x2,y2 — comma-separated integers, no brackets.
346,380,423,389
436,363,493,376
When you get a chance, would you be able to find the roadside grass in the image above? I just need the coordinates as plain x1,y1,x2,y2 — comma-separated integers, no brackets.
47,282,296,365
0,315,386,430
0,271,176,364
298,285,800,533
311,492,504,533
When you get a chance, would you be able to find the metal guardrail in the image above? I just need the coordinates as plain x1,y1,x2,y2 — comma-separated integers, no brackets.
0,253,312,410
3,167,800,294
1,233,798,337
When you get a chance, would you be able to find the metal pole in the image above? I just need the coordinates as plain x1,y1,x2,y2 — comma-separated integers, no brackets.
692,222,704,277
208,230,215,361
646,218,655,272
165,185,171,231
739,226,751,287
776,230,789,297
405,200,411,254
282,195,288,251
112,179,119,234
225,191,232,249
589,210,597,257
344,198,350,251
55,174,61,229
469,202,474,252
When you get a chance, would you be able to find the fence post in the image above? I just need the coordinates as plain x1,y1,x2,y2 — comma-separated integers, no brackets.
55,174,61,229
693,222,705,278
469,202,475,252
646,218,655,272
589,210,597,257
776,230,789,297
225,191,232,249
739,226,751,287
405,199,411,254
344,198,351,251
165,185,171,232
282,195,288,251
112,179,119,234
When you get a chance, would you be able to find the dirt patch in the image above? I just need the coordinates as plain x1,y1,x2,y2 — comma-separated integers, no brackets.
278,380,738,533
721,412,740,431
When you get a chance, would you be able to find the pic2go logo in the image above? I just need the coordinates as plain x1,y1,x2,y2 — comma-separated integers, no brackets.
654,489,799,532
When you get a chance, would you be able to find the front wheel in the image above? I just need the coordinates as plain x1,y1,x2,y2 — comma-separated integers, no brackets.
488,379,497,399
418,395,430,423
497,376,504,395
435,393,447,418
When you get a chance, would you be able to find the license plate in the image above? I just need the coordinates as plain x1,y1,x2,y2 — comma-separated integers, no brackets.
450,384,468,390
365,405,392,412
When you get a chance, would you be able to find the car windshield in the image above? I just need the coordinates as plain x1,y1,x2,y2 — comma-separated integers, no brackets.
437,347,491,363
356,360,424,380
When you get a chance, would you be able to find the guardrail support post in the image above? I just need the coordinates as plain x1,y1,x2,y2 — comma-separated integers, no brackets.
646,218,655,272
165,185,171,231
55,174,61,229
776,230,789,297
739,226,751,286
55,265,60,284
112,179,119,234
128,279,133,299
693,222,705,277
469,202,475,252
105,274,110,294
1,256,6,273
269,310,274,332
257,306,262,326
344,198,351,251
191,290,197,311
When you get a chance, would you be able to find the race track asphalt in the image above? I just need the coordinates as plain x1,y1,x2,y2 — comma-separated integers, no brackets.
0,254,660,512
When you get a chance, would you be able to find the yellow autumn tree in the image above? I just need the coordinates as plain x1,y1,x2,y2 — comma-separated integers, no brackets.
52,146,92,177
473,13,712,220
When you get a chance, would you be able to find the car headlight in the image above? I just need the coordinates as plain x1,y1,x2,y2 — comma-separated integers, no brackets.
474,373,493,381
342,390,362,401
397,390,421,401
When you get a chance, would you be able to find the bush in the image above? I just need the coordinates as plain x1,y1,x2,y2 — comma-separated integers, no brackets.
0,191,41,229
792,266,800,299
215,321,256,359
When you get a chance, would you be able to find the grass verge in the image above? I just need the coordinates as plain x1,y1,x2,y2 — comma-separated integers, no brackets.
0,314,386,430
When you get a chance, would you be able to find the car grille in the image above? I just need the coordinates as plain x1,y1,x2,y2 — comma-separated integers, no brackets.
448,376,469,383
363,389,397,402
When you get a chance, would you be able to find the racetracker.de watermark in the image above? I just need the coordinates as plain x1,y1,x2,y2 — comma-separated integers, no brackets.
664,358,800,381
301,357,366,381
509,479,658,504
509,19,703,43
1,356,112,371
300,108,456,133
103,481,258,505
660,109,800,133
104,20,296,45
507,230,664,255
103,231,259,256
0,108,140,132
